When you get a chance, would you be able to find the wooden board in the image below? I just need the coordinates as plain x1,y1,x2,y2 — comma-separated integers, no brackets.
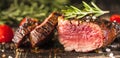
0,49,120,58
0,42,120,58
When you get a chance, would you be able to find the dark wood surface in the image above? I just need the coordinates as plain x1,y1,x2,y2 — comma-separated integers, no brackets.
0,49,120,58
0,38,120,58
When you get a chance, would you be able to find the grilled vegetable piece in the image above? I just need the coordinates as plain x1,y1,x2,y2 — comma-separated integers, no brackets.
12,18,39,47
30,12,61,47
57,16,120,52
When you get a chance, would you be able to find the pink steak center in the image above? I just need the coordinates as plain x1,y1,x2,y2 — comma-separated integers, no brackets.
58,19,104,52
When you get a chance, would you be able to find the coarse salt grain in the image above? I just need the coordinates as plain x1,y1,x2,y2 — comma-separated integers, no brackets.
86,16,91,19
106,48,111,52
8,56,13,58
109,52,113,57
86,20,90,22
1,49,4,52
92,16,96,20
109,52,116,58
111,57,115,58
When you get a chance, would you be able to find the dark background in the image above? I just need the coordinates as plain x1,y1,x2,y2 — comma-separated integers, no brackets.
0,0,120,26
0,0,120,13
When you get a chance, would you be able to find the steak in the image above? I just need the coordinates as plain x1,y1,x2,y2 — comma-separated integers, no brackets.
30,12,61,47
12,17,39,47
57,16,120,52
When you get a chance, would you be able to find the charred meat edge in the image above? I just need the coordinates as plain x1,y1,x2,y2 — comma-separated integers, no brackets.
12,18,39,47
30,12,61,47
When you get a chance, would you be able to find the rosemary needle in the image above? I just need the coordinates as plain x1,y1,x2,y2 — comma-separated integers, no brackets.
62,1,109,19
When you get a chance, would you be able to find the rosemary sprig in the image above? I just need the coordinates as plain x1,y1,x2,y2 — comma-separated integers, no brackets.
62,1,109,19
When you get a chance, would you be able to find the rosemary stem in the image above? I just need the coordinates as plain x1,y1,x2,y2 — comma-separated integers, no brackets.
62,1,110,19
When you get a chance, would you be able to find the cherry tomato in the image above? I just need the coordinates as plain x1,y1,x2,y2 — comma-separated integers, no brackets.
110,14,120,23
0,24,14,43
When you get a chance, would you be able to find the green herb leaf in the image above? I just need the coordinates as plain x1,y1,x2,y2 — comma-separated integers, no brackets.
0,0,69,26
62,1,109,19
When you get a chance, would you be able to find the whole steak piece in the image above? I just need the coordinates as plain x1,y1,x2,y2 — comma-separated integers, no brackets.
57,16,120,52
30,12,61,47
12,18,39,47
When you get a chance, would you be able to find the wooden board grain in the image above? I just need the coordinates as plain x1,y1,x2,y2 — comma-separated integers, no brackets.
0,49,120,58
0,42,120,58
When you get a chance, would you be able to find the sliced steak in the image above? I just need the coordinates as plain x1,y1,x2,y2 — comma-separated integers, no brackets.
57,16,119,52
12,18,39,47
30,12,61,47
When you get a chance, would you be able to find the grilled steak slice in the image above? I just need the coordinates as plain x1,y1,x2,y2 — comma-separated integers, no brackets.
30,12,61,47
57,16,120,52
12,18,39,47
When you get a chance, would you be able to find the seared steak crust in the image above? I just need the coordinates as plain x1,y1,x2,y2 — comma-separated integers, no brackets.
12,18,39,47
30,12,61,47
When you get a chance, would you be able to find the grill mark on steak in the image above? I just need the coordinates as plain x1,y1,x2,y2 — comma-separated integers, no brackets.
12,18,39,47
30,12,61,47
58,16,119,52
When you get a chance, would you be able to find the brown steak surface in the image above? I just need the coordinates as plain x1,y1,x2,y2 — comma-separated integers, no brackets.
12,18,39,47
30,12,61,47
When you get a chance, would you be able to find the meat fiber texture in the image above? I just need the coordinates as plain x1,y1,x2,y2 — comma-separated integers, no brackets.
57,16,119,52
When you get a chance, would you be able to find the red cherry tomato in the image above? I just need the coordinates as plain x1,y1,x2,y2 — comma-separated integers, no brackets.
110,14,120,23
0,24,14,43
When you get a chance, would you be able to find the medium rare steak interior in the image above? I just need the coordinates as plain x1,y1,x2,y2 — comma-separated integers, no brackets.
57,16,119,52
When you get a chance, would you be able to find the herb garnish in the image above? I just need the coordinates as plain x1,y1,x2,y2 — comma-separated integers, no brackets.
62,1,109,19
